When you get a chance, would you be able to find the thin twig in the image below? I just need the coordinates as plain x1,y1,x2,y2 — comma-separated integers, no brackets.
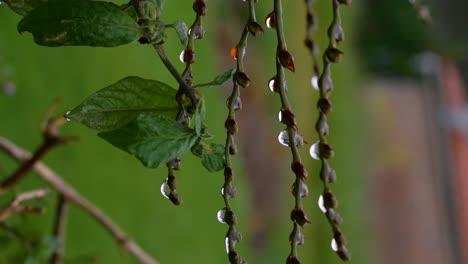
0,188,49,221
0,136,159,264
50,194,69,264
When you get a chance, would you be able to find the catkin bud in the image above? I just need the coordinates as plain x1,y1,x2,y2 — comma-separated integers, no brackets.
278,49,296,72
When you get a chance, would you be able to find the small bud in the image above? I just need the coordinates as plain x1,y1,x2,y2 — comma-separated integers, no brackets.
291,161,307,178
138,37,150,44
229,138,238,155
278,49,296,72
234,71,251,88
183,49,195,64
168,191,182,205
265,11,276,29
192,0,206,16
224,209,238,226
280,108,297,127
319,142,335,159
317,97,332,114
225,118,238,134
286,256,301,264
323,191,338,209
290,208,310,227
320,161,331,182
228,251,241,264
192,25,206,39
334,229,348,247
247,20,264,36
334,24,345,42
337,246,352,261
170,158,182,170
224,167,233,182
325,47,344,63
289,228,305,245
327,208,343,225
315,114,329,136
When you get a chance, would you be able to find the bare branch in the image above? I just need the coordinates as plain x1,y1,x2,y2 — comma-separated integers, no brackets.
0,136,159,264
0,188,49,221
50,195,69,264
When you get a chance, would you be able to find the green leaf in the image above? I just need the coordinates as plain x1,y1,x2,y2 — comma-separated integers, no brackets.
201,143,225,172
67,76,179,132
3,0,49,16
194,97,205,135
98,114,198,168
213,68,236,86
17,0,140,47
171,20,188,45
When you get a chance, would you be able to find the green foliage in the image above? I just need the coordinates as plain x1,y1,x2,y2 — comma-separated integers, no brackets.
3,0,48,16
98,113,199,168
170,20,189,46
66,76,179,132
17,0,140,47
201,143,225,172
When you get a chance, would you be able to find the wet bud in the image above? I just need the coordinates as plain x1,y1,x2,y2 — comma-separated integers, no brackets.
278,49,296,72
192,25,206,39
327,208,343,225
323,191,338,208
291,161,307,178
234,71,251,88
334,24,345,42
265,11,276,29
268,76,279,92
280,108,297,127
319,142,334,159
337,246,352,261
170,158,182,170
334,229,348,247
228,251,240,263
290,208,310,227
224,209,238,226
320,161,331,182
224,167,233,183
289,229,305,246
315,113,329,137
192,0,206,16
229,138,238,155
286,256,301,264
183,49,195,64
168,191,182,205
138,37,150,44
317,97,332,114
247,20,264,36
222,184,237,198
225,118,238,134
320,73,333,93
325,47,344,63
338,0,352,5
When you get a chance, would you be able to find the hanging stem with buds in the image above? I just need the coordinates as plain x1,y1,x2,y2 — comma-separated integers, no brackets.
312,0,351,261
270,0,310,263
221,0,263,263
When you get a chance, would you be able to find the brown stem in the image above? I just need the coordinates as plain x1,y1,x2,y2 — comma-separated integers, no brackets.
50,195,69,264
0,136,159,264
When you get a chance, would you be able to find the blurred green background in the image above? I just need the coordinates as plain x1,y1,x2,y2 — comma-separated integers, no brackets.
0,1,369,263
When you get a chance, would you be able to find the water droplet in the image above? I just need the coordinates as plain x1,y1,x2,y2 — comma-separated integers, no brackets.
311,76,319,91
233,96,242,111
318,195,327,213
217,208,227,224
298,180,309,197
278,130,289,147
230,47,237,60
65,111,71,122
309,141,320,160
278,130,305,147
160,179,170,199
225,237,229,253
179,50,185,63
278,111,282,122
331,238,338,252
221,185,237,199
295,230,305,245
2,82,15,96
268,78,276,92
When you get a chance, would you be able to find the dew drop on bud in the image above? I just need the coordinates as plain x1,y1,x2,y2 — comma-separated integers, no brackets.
265,12,276,29
278,111,282,122
230,47,237,60
278,130,289,147
160,179,170,199
179,50,185,63
309,141,320,160
318,195,327,213
217,208,227,224
295,230,305,245
331,238,338,252
65,111,71,122
298,180,309,197
268,78,277,92
225,237,230,253
310,76,319,91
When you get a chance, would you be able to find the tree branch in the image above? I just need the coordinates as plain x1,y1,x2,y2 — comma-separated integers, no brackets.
50,194,69,264
0,188,49,221
0,136,159,264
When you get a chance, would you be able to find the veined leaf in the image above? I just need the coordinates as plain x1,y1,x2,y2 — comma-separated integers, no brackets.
194,97,205,135
172,20,188,46
98,114,198,169
67,76,179,132
201,143,225,172
17,0,140,47
213,68,236,86
3,0,49,16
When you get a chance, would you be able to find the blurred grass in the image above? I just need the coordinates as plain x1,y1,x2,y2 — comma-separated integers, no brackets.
0,1,367,264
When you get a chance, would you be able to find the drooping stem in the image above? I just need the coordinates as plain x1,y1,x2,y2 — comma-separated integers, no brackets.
313,0,351,261
220,1,262,263
271,0,310,263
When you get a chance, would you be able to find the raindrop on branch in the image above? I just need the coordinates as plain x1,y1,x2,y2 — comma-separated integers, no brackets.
309,141,320,160
331,238,338,252
160,179,170,199
217,208,227,224
318,195,327,213
310,76,319,91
